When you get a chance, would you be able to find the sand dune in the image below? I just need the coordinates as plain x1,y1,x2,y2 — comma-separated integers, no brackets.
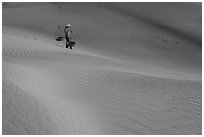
2,2,202,135
2,79,58,135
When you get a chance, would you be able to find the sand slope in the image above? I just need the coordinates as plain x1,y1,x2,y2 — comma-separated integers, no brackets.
2,79,59,135
2,2,202,135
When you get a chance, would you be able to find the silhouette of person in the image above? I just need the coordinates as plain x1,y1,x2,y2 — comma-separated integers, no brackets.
64,24,72,49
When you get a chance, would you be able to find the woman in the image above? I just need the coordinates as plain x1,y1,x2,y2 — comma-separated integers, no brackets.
64,24,72,48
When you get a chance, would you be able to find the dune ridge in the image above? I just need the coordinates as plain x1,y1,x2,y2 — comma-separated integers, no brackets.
3,33,201,81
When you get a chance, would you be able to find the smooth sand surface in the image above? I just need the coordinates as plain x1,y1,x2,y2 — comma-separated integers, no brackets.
2,2,202,134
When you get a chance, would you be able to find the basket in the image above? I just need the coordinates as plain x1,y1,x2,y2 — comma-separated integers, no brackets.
56,36,64,41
